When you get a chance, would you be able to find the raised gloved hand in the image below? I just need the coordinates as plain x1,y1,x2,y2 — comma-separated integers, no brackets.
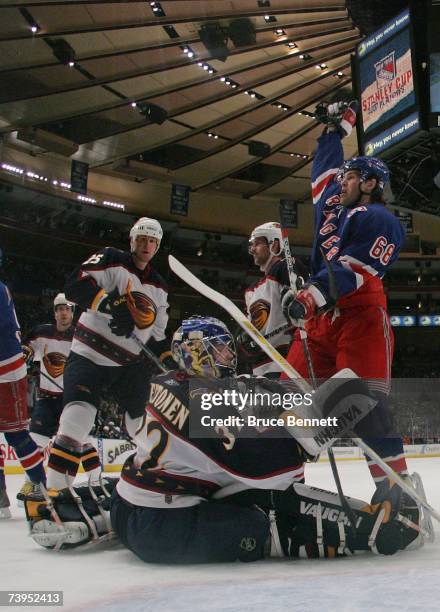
98,288,135,337
315,100,358,138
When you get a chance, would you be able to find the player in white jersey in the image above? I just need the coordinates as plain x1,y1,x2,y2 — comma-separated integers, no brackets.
241,222,307,377
17,294,101,502
26,316,423,559
44,218,172,490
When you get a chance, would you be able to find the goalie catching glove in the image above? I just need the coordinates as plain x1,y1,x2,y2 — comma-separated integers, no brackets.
25,479,118,550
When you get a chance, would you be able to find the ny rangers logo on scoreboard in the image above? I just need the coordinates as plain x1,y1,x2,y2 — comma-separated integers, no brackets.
374,51,396,85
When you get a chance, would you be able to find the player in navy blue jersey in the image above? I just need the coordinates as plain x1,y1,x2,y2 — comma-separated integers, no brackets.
281,101,408,484
0,247,46,517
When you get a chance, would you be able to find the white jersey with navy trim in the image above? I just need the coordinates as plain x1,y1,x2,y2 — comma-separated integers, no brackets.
25,324,73,396
65,247,169,367
245,259,305,375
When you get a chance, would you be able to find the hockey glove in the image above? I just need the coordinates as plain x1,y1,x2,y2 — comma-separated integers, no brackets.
327,101,357,138
98,289,135,337
236,330,261,358
22,344,34,365
315,101,357,138
281,285,326,327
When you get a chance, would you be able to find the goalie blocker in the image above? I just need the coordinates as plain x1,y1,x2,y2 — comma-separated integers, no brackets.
25,475,423,559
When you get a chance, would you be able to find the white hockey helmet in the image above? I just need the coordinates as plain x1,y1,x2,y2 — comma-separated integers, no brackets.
249,222,283,256
53,293,74,310
129,217,163,254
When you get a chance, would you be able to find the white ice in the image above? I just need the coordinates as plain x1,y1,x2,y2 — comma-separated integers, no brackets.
2,458,440,612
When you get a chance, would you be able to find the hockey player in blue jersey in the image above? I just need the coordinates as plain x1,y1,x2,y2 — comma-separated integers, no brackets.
0,247,46,518
281,101,409,484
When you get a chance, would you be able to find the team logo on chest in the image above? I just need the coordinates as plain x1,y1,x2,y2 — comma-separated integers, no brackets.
249,299,271,330
43,350,66,378
127,291,157,329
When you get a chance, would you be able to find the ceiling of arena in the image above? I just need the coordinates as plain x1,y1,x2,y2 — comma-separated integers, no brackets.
0,0,368,207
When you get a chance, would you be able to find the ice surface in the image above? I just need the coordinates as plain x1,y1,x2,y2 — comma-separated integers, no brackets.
2,458,440,612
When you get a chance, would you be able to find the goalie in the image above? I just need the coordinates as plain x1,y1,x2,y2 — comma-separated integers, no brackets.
26,316,428,561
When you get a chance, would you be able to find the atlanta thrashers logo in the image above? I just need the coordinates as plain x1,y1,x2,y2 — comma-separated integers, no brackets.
249,300,270,330
126,291,157,329
43,352,66,379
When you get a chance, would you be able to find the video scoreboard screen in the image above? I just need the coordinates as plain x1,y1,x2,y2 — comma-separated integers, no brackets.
354,8,422,156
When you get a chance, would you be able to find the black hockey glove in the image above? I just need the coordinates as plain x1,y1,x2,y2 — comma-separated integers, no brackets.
236,330,261,358
98,289,135,337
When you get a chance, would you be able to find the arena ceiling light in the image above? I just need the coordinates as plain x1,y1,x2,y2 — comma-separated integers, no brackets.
150,2,165,17
181,45,196,59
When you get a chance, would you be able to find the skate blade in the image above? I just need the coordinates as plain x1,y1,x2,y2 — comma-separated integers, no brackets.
411,472,435,544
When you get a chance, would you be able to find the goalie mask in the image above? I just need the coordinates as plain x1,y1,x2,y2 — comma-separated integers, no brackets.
249,222,283,257
129,217,163,254
171,316,237,378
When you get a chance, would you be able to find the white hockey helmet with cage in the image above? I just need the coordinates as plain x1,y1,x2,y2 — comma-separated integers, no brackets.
129,217,163,253
249,222,283,256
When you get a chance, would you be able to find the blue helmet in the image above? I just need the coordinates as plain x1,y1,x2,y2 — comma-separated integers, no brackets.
336,156,390,191
171,316,236,378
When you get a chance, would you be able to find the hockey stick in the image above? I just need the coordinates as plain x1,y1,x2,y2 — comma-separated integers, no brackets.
168,255,311,395
130,333,168,373
169,254,440,522
39,369,64,392
280,224,358,535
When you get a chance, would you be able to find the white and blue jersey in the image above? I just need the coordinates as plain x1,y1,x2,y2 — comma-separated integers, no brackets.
0,281,26,382
310,132,405,308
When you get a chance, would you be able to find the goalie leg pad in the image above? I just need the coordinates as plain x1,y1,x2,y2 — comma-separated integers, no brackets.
31,519,89,549
270,482,420,558
26,478,117,550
